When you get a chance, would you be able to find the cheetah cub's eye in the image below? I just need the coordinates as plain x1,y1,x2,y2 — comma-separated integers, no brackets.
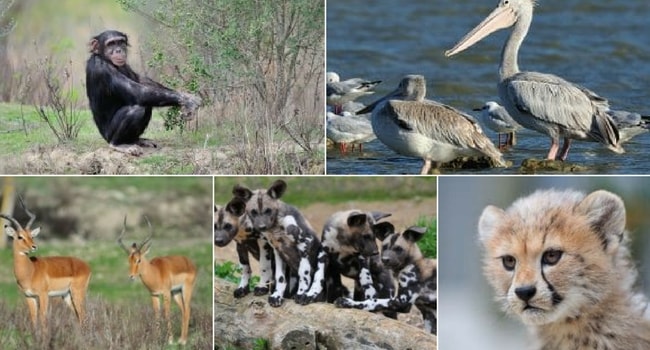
542,249,563,266
501,255,516,271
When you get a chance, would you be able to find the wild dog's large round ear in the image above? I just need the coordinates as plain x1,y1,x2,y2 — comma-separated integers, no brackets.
576,190,626,255
232,184,253,200
268,179,287,199
226,197,247,217
478,205,506,244
347,213,368,228
373,222,395,241
403,226,427,242
370,211,391,222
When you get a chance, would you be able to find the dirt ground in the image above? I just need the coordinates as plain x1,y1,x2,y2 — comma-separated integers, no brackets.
214,197,437,329
0,141,323,175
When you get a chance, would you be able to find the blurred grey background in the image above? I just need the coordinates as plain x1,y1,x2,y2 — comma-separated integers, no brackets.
438,177,650,349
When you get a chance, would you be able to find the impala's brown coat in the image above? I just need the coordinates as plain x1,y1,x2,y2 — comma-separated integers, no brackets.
120,217,197,345
2,213,91,330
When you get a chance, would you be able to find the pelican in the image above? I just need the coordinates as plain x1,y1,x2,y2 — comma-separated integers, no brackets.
473,101,522,148
359,74,506,174
327,111,376,154
327,71,381,114
445,0,623,161
606,110,650,143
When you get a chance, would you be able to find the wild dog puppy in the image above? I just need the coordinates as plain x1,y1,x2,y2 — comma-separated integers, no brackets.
335,226,438,334
321,210,396,308
233,179,325,307
478,189,650,349
214,197,275,298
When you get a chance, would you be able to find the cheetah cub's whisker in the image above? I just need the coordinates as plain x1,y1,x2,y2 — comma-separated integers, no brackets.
478,189,650,349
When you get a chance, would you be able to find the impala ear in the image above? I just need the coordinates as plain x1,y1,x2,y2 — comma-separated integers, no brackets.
142,243,152,256
4,224,15,237
31,227,41,237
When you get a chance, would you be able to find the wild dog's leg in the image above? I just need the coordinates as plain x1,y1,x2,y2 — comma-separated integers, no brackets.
386,265,421,312
417,304,437,334
268,247,287,307
334,295,391,311
335,264,420,313
281,216,315,305
369,254,398,319
299,248,327,304
285,266,298,298
254,238,273,296
415,292,437,334
325,254,348,302
234,242,252,298
357,255,377,300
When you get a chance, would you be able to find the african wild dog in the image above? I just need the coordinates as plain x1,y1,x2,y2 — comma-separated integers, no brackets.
233,179,326,307
320,210,396,313
335,226,438,334
214,197,275,298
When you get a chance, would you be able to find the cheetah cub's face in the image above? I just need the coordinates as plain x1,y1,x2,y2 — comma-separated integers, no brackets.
478,189,626,326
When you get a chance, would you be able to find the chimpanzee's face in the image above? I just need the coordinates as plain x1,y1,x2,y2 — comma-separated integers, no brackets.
104,35,128,67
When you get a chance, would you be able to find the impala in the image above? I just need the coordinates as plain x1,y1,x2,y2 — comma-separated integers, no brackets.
118,216,197,345
0,197,91,329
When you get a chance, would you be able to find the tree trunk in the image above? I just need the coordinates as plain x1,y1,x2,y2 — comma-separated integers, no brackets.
214,279,437,350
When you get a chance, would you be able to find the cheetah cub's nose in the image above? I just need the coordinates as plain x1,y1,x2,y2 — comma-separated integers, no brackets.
515,286,537,302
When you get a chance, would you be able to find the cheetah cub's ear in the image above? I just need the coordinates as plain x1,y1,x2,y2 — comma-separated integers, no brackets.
477,205,506,243
575,190,626,256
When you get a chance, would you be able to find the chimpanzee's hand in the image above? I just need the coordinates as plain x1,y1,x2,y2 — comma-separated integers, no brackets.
180,93,202,120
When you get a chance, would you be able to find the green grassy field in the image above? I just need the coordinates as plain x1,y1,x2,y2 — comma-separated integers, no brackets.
0,239,212,348
213,176,437,206
0,102,227,174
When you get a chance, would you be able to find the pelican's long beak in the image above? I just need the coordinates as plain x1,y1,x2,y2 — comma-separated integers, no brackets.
356,87,404,115
445,4,517,57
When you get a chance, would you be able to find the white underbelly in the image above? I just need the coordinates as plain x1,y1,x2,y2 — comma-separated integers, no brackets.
23,288,70,298
374,117,478,162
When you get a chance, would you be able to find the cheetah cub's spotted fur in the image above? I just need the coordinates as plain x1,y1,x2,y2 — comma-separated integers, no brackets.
478,189,650,350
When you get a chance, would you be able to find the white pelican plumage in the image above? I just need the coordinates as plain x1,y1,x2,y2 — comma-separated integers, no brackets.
445,0,623,161
359,74,506,174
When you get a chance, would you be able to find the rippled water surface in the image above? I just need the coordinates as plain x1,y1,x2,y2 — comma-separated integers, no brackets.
326,0,650,174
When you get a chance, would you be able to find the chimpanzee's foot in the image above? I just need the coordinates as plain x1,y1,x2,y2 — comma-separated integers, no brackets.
180,93,202,120
110,143,143,156
136,138,158,148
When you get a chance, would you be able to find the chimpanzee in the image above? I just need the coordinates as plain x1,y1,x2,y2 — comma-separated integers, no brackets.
85,30,201,156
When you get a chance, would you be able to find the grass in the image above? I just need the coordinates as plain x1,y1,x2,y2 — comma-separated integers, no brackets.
214,176,437,206
0,104,96,154
12,176,211,196
0,102,221,174
0,99,324,174
416,216,437,258
0,239,212,348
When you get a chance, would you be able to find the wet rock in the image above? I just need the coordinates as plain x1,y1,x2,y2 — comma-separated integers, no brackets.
519,158,588,174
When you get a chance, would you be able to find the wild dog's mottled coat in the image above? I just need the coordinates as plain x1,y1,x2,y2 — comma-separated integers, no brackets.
335,226,438,334
479,189,650,349
321,210,396,308
214,197,275,297
233,180,325,307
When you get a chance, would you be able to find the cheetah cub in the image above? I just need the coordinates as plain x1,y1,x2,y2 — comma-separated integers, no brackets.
478,189,650,350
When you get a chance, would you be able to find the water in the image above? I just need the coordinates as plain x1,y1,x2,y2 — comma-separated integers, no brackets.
326,0,650,174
